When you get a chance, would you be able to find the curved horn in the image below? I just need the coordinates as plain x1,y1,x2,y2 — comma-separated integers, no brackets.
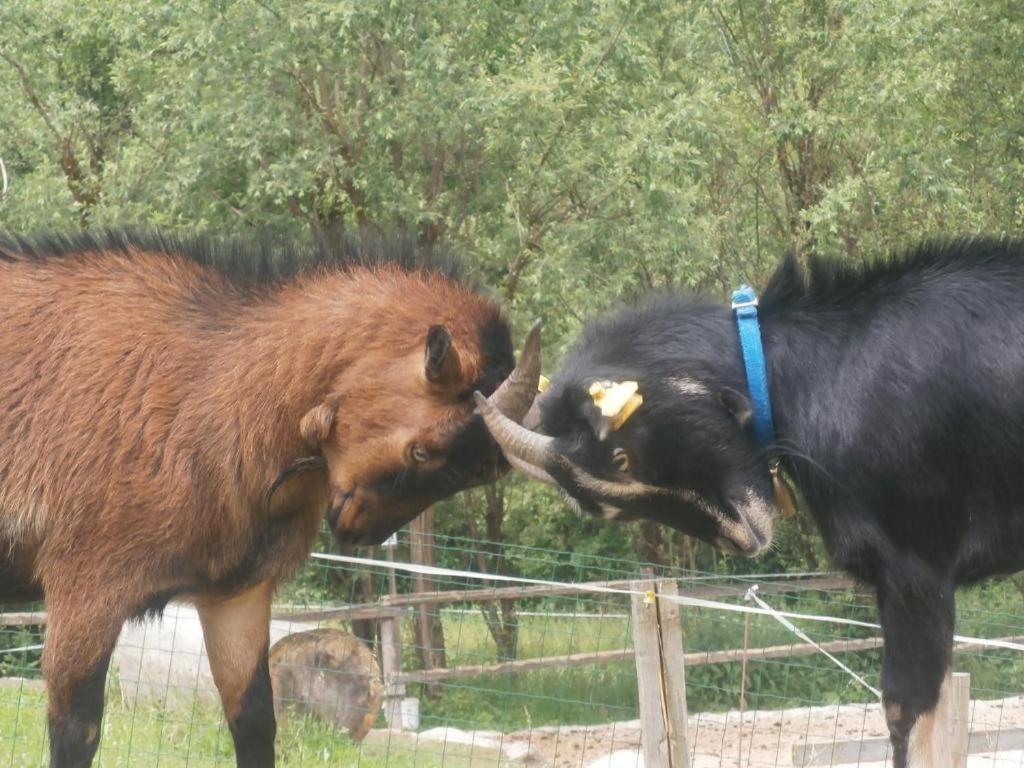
489,319,542,422
505,452,558,485
523,390,547,431
474,391,559,480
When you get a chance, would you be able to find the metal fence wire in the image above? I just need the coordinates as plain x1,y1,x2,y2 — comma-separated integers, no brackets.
4,528,1024,767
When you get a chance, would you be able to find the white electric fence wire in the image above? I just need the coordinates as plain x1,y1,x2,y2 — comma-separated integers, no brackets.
0,643,43,654
309,551,1024,654
441,608,630,618
6,552,1023,661
744,585,883,700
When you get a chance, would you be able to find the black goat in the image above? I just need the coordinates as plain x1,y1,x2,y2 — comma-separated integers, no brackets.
477,238,1024,768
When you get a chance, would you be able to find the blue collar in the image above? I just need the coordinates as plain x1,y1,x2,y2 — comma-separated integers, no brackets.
731,285,775,447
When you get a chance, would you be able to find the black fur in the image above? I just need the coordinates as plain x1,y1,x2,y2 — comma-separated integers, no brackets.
424,325,455,381
228,649,276,768
133,588,185,621
537,238,1024,767
538,294,766,534
0,556,43,603
48,650,112,768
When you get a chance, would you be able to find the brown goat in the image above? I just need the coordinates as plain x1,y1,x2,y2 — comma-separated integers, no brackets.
0,231,541,768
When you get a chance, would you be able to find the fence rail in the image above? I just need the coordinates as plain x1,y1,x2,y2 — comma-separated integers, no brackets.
5,555,1023,768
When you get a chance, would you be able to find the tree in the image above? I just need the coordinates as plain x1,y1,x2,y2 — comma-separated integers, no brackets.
3,0,1023,573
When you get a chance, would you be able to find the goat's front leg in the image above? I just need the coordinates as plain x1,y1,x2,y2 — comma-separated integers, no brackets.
44,586,129,768
197,582,276,768
877,570,955,768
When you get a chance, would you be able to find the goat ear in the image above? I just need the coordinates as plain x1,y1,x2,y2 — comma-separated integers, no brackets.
300,402,336,447
424,324,460,383
719,387,753,428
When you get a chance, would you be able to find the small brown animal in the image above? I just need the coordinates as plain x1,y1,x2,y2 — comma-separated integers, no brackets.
0,231,541,768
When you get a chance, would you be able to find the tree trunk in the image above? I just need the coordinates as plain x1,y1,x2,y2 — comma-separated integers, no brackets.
408,509,447,696
348,570,380,653
633,521,667,565
467,485,519,661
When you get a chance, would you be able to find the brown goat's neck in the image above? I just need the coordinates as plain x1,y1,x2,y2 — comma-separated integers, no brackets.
204,269,442,504
210,282,367,493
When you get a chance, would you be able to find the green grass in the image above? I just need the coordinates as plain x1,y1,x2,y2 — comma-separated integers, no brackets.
0,684,506,767
415,582,1024,727
416,604,884,729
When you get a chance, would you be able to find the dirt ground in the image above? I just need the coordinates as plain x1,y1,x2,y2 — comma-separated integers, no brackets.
398,695,1024,768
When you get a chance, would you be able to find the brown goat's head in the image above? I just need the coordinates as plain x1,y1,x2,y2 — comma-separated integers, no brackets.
289,304,542,546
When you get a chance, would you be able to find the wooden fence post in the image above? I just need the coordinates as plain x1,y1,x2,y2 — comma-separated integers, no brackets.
410,509,446,690
380,613,406,730
631,578,690,768
950,671,970,768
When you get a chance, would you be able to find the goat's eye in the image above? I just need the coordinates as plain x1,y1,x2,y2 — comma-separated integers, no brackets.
611,447,631,473
408,444,430,465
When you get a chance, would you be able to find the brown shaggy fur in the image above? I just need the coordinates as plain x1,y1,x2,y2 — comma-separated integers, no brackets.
0,232,514,766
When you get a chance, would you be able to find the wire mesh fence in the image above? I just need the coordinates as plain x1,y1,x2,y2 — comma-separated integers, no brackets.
4,527,1024,766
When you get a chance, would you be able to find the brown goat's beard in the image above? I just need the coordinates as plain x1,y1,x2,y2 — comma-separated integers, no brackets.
265,456,328,510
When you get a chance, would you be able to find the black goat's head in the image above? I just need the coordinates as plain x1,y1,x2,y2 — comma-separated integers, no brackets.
475,299,778,556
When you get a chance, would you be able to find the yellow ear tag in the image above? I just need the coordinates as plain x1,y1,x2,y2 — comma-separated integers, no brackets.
538,375,551,393
611,393,643,430
588,381,643,431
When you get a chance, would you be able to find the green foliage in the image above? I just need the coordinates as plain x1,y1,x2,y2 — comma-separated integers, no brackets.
0,628,41,678
3,0,1023,569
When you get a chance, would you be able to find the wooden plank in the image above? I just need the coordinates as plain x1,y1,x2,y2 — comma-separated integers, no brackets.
952,635,1024,654
1,603,410,625
0,574,858,626
950,672,970,768
632,579,670,767
276,621,1022,683
793,728,1024,766
656,578,690,768
380,578,639,609
672,575,855,602
374,574,854,611
0,611,47,626
396,647,636,684
396,636,881,685
396,635,889,686
686,632,1024,666
684,635,884,666
270,605,407,623
276,573,851,618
